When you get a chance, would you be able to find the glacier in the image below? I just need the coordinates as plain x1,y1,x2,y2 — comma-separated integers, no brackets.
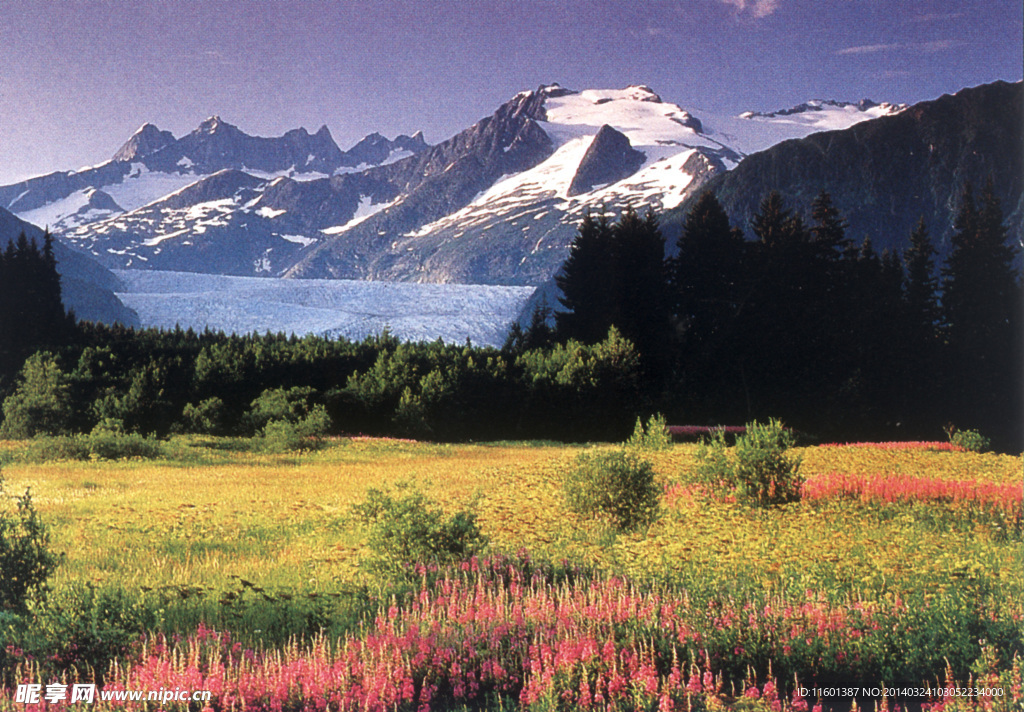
113,270,535,347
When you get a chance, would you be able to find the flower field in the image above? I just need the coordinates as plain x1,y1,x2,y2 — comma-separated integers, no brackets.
0,438,1020,711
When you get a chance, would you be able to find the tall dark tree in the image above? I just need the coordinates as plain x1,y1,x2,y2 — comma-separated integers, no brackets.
904,217,940,337
669,191,749,418
555,207,671,377
941,179,1022,446
608,207,671,377
555,211,615,344
0,232,75,387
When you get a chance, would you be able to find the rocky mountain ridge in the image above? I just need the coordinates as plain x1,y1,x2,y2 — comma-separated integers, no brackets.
4,83,921,288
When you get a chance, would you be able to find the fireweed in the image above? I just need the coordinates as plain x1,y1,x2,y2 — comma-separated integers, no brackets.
4,555,1021,712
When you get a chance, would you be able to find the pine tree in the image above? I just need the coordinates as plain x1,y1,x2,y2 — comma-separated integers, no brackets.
941,179,1022,444
608,207,671,376
670,191,749,417
0,232,74,388
904,217,940,335
555,211,615,343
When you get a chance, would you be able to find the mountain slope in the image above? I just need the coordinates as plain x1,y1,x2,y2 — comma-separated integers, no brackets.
0,207,138,326
284,84,907,285
1,119,428,236
5,84,906,283
663,81,1023,259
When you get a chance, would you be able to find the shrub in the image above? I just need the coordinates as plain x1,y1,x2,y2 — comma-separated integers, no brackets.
350,483,487,573
563,449,660,530
84,427,165,461
946,425,991,453
261,405,331,453
695,418,802,507
0,469,61,613
625,413,673,451
245,386,319,435
0,352,73,438
179,397,226,434
21,426,166,462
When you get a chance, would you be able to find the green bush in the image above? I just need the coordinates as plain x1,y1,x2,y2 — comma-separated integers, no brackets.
261,405,331,453
0,470,61,613
178,397,226,434
245,386,319,435
695,418,802,507
27,582,152,681
625,413,673,451
946,425,991,453
563,449,660,530
21,426,166,462
0,352,73,438
350,483,487,573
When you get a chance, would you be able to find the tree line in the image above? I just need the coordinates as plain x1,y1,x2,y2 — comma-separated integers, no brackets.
0,178,1020,449
550,181,1022,449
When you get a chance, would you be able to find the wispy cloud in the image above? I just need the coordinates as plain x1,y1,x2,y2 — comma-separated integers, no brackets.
720,0,780,19
836,40,962,56
837,43,899,56
911,12,964,23
919,39,962,52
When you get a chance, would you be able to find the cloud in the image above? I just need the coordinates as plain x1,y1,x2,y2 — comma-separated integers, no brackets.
919,39,962,52
837,40,961,56
836,43,899,56
911,12,965,23
720,0,780,19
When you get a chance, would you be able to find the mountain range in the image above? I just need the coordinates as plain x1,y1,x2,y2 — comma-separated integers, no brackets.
2,80,1019,335
2,85,908,287
663,80,1023,260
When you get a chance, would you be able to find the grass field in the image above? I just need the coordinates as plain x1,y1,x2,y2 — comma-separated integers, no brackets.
0,437,1020,711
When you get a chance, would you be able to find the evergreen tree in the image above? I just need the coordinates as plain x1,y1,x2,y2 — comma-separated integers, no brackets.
608,207,671,377
555,212,615,344
555,207,670,376
941,179,1022,445
670,191,749,418
0,232,74,387
904,217,940,336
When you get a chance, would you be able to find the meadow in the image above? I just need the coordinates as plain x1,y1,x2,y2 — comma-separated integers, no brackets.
0,437,1020,711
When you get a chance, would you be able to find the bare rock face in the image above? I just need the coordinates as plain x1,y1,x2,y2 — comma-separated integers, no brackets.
111,123,176,162
567,125,646,197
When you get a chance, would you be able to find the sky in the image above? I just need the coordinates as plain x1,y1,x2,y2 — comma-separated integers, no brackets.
0,0,1020,186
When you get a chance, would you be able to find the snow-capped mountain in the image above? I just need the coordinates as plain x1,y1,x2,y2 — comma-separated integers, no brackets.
699,98,907,155
282,84,902,285
4,84,901,284
663,81,1022,264
0,118,428,236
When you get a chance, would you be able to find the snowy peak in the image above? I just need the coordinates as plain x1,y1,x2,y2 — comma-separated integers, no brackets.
739,98,907,119
111,123,175,162
195,115,235,135
342,131,430,168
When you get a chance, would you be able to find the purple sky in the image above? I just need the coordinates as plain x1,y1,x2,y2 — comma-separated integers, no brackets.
0,0,1020,185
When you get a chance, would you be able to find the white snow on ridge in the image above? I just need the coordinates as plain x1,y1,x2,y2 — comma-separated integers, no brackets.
699,102,904,156
19,190,93,230
541,87,716,151
321,195,395,235
103,164,207,212
113,270,534,347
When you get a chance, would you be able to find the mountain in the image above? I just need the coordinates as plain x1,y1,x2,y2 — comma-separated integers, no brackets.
5,84,902,283
0,119,429,235
0,207,139,326
662,80,1023,260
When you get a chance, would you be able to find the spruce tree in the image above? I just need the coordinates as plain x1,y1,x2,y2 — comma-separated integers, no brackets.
941,179,1022,445
555,211,615,344
670,191,748,417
